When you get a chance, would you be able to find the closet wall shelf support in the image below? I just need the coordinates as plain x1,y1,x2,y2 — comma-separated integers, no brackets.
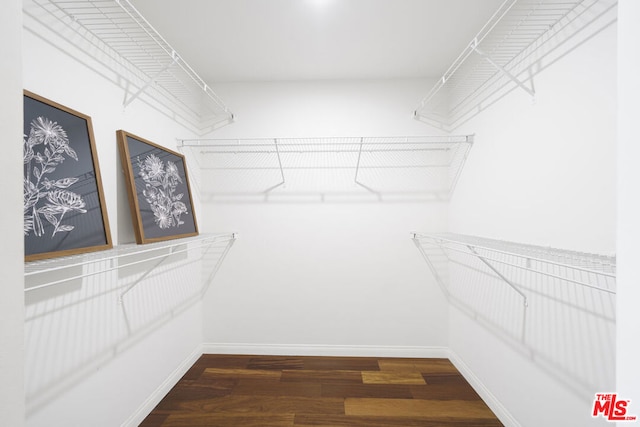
269,138,286,193
411,234,451,299
122,50,179,109
467,244,528,307
354,137,382,200
470,41,536,100
24,233,238,293
412,232,616,299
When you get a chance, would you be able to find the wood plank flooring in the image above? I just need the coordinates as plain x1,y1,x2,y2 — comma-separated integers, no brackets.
140,354,503,427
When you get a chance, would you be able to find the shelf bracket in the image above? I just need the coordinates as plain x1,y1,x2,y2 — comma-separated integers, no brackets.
412,234,450,299
264,138,286,196
354,137,382,200
413,110,452,133
123,51,179,108
354,137,364,183
119,246,178,300
471,41,536,100
201,235,237,297
467,245,528,307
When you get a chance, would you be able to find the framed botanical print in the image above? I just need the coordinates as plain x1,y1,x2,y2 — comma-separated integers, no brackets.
23,90,112,261
117,130,198,244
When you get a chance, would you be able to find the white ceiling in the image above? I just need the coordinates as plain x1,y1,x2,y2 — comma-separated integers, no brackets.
129,0,504,83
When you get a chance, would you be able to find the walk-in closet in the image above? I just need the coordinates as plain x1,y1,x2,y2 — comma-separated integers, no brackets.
1,0,638,426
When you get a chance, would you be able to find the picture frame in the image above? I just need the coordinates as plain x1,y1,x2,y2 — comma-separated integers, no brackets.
23,90,113,261
117,130,198,244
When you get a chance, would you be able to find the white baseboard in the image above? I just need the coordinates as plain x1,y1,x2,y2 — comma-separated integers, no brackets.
121,344,203,427
448,349,521,427
202,342,449,358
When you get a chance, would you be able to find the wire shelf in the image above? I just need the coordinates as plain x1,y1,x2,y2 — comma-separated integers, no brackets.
412,232,616,392
414,0,617,131
180,136,473,202
413,233,616,306
26,0,234,133
24,233,237,292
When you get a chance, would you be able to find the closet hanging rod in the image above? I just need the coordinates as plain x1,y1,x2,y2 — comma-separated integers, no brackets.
197,143,457,147
202,165,449,170
198,148,453,154
178,136,474,147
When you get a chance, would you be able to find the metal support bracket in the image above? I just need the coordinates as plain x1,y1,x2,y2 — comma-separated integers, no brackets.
354,137,382,200
123,50,179,108
118,234,237,300
264,138,286,196
467,245,528,307
471,39,536,100
412,234,450,299
119,245,178,300
201,234,237,297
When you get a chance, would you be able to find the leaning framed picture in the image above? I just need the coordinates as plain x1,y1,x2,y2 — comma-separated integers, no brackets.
117,130,198,244
23,90,113,261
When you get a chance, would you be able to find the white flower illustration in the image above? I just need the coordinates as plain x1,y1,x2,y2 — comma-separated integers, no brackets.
23,117,86,238
137,154,189,230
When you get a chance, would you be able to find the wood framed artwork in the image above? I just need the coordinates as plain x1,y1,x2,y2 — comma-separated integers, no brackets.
117,130,198,244
23,90,112,261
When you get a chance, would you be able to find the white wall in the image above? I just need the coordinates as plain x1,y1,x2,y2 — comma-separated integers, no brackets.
211,79,439,139
21,3,208,426
204,203,448,355
448,8,617,427
449,33,617,252
0,0,25,426
617,0,640,419
199,79,452,356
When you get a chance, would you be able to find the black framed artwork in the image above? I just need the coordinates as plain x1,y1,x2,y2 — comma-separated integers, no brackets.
23,90,112,261
117,130,198,244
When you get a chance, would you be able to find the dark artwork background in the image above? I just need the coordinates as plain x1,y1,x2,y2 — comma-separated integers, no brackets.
125,136,197,239
24,95,109,257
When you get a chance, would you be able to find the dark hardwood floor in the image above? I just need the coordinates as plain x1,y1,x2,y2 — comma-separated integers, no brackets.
140,354,504,427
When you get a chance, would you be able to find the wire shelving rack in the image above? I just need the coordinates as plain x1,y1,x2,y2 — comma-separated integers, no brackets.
24,233,237,293
412,232,616,307
25,0,234,133
414,0,618,131
180,136,474,202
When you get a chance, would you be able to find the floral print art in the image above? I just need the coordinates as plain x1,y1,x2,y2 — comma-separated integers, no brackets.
137,154,189,229
23,117,87,237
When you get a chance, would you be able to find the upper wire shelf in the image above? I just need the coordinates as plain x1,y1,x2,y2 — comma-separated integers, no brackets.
24,233,237,292
179,136,473,202
414,0,617,131
25,0,234,133
412,232,616,307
